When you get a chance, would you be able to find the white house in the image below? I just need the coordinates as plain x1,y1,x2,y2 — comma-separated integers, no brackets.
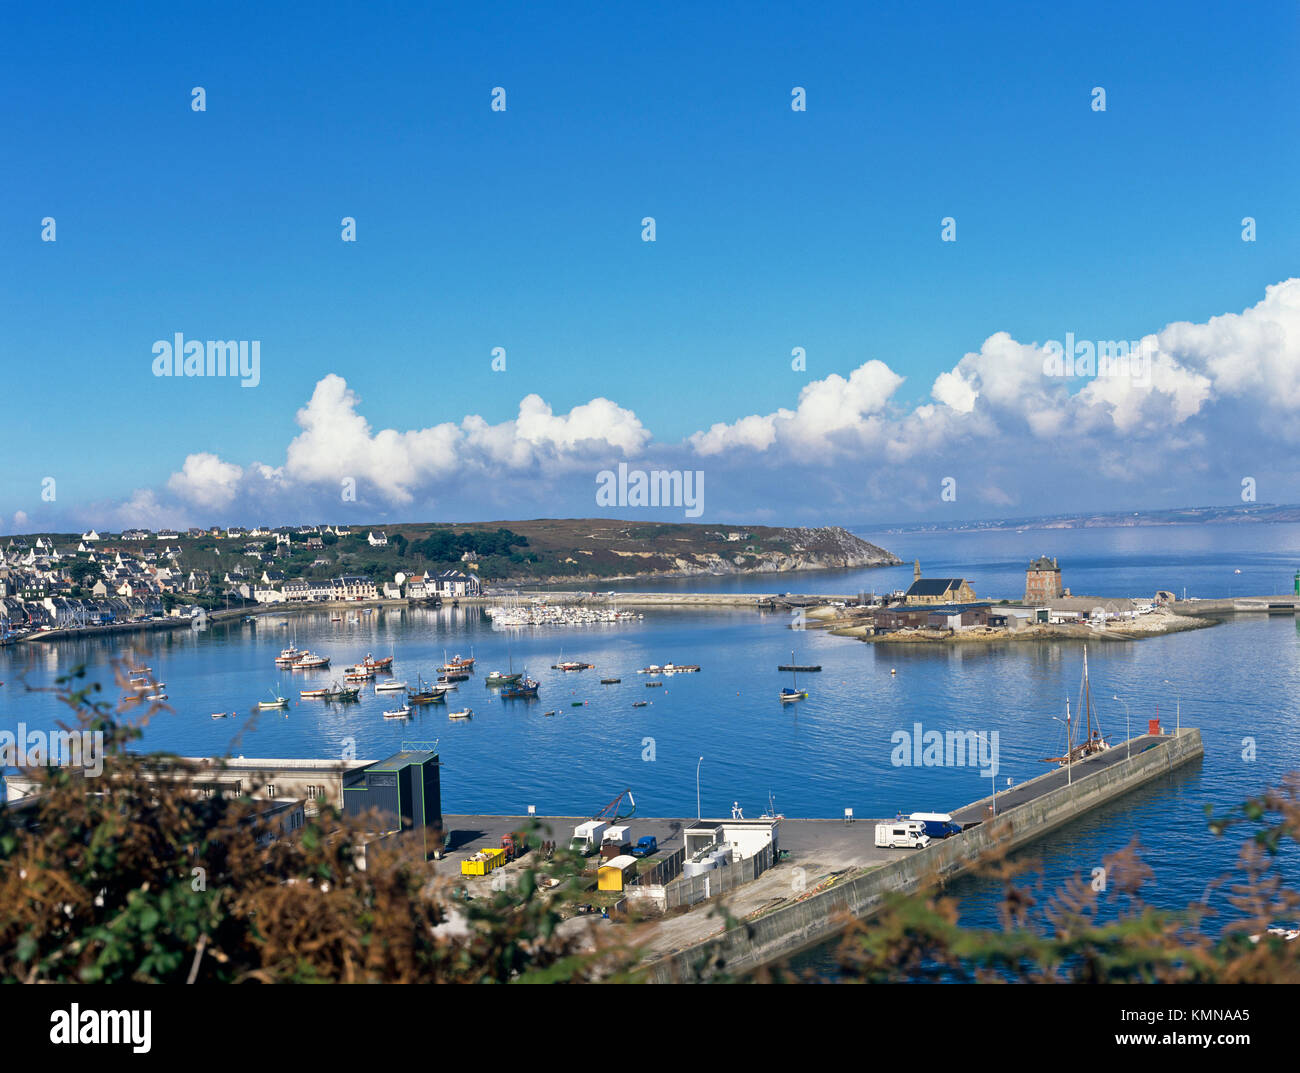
367,531,388,547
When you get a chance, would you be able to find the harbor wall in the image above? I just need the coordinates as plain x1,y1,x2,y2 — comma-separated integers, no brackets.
643,728,1204,983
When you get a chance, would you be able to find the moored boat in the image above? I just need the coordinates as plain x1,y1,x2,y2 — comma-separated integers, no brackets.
294,652,330,669
500,675,539,699
374,680,408,692
408,673,446,705
780,653,809,702
448,708,473,720
383,704,412,719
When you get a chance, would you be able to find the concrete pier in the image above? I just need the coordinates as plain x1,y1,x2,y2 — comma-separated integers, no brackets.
642,728,1204,982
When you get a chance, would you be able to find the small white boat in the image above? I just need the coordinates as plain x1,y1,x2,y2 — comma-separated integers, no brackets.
211,711,229,719
374,680,408,692
383,704,412,719
448,708,473,720
258,685,288,710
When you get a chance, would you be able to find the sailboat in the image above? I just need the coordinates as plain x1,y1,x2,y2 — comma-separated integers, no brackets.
1043,647,1110,766
780,651,809,702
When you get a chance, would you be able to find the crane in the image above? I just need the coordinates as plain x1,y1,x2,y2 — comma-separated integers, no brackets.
593,788,636,824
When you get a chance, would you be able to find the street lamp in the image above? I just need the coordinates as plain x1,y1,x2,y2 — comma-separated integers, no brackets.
1162,679,1181,735
1112,695,1131,760
696,756,704,821
1052,711,1073,785
974,732,1001,817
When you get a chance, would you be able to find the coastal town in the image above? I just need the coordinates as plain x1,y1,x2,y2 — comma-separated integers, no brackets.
0,524,482,640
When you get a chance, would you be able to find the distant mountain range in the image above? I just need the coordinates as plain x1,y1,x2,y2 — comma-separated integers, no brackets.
862,504,1300,535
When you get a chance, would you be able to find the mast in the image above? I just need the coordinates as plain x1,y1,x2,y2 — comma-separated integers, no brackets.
1083,646,1091,747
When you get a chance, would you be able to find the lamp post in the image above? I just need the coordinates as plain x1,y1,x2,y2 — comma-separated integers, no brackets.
975,732,1000,817
1112,695,1131,760
1162,679,1181,735
696,756,704,821
1052,712,1073,785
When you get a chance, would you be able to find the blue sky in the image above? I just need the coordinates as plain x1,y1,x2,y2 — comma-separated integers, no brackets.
3,2,1298,529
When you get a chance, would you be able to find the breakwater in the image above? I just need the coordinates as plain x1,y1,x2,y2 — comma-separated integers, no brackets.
643,728,1204,983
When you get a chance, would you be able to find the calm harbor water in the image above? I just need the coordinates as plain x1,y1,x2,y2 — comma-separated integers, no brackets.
4,522,1299,958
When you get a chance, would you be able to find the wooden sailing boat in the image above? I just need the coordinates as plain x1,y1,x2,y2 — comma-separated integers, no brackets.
1043,647,1109,766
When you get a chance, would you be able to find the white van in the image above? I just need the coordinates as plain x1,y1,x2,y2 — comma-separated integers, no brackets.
875,821,932,850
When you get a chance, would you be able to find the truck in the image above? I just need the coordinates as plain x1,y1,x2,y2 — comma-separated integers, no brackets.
630,835,658,858
874,821,932,850
571,820,608,856
907,812,963,840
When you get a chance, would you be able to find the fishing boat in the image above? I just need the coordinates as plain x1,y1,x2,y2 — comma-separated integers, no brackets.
374,680,408,693
408,673,446,705
485,650,523,686
329,683,361,701
257,687,288,710
500,675,539,699
383,704,412,720
780,652,809,702
274,645,303,665
439,651,475,672
361,653,393,671
1043,647,1110,766
448,708,473,720
300,686,332,699
343,664,375,682
129,665,152,675
439,672,470,683
294,652,330,669
486,649,522,686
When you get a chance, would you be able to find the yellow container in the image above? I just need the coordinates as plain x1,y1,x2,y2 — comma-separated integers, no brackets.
461,847,506,876
598,855,637,891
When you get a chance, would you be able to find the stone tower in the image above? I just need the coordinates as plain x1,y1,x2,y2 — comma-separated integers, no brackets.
1025,556,1064,603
